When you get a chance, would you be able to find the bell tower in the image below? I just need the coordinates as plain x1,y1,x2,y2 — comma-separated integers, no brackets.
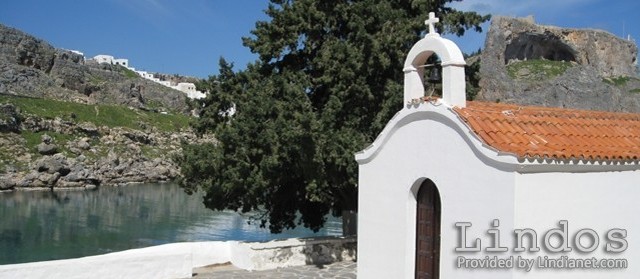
403,12,467,108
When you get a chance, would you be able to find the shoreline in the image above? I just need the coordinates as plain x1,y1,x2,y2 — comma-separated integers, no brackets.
0,179,174,193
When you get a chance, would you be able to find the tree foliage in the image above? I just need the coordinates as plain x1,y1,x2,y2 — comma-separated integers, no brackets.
177,0,490,233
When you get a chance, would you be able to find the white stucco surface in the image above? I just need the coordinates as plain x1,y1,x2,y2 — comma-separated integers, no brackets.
513,171,640,279
0,237,356,279
0,242,226,279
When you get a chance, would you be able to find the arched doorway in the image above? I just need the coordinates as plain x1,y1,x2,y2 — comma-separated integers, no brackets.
415,179,441,279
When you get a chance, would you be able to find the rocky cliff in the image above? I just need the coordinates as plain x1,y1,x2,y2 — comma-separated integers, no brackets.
0,101,215,191
0,24,190,113
477,16,640,112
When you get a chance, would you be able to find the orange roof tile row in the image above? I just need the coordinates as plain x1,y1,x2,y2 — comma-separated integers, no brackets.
452,101,640,161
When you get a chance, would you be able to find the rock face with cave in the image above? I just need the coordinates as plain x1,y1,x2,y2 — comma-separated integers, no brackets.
477,16,640,113
504,32,577,64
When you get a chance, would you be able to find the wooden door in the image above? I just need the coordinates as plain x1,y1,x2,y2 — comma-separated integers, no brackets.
415,180,441,279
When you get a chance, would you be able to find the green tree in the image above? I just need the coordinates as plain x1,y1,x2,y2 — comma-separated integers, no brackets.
177,0,489,234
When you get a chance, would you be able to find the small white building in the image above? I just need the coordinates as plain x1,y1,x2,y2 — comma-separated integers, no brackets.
175,82,196,93
173,82,206,99
93,55,129,68
356,13,640,279
112,58,129,67
93,54,115,64
137,71,154,79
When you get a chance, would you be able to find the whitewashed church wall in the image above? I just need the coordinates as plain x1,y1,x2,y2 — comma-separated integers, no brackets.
513,170,640,279
357,114,516,279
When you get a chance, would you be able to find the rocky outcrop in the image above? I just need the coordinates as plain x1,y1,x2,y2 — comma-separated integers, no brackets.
92,153,179,186
490,16,637,76
0,24,191,113
0,25,56,73
0,114,215,191
0,104,21,132
15,151,99,190
477,16,640,112
36,134,58,155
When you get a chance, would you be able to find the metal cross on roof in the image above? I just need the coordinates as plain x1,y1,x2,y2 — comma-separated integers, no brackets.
424,12,439,35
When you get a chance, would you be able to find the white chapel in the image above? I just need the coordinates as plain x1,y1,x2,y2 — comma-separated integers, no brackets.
356,13,640,279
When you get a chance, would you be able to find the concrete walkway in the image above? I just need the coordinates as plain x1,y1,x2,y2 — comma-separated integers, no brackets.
191,261,357,279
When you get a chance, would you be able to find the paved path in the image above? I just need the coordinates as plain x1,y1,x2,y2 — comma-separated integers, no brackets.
191,261,356,279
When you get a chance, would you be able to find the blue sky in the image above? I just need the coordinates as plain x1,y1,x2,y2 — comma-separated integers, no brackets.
1,0,638,78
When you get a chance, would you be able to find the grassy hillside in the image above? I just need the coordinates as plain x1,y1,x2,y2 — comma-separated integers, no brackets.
507,59,574,80
0,94,191,132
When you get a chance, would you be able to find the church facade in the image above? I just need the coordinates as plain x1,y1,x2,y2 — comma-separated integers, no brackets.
356,13,640,279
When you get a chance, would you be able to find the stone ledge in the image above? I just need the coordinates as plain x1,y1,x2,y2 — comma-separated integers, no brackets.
232,236,357,271
0,237,357,278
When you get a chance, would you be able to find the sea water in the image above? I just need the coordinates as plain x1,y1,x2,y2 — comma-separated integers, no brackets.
0,183,342,265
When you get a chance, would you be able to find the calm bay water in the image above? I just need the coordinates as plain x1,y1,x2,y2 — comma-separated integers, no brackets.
0,183,342,265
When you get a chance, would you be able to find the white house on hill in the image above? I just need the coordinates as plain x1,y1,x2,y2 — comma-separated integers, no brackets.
356,13,640,279
93,54,113,64
93,54,128,68
174,82,206,99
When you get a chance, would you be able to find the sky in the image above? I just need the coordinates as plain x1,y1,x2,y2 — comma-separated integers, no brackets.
1,0,639,78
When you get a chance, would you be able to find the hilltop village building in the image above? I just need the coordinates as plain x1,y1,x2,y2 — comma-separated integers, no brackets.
356,13,640,279
91,54,207,99
93,55,129,67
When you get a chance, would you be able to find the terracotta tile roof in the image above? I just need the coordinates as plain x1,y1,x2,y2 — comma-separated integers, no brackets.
452,101,640,161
